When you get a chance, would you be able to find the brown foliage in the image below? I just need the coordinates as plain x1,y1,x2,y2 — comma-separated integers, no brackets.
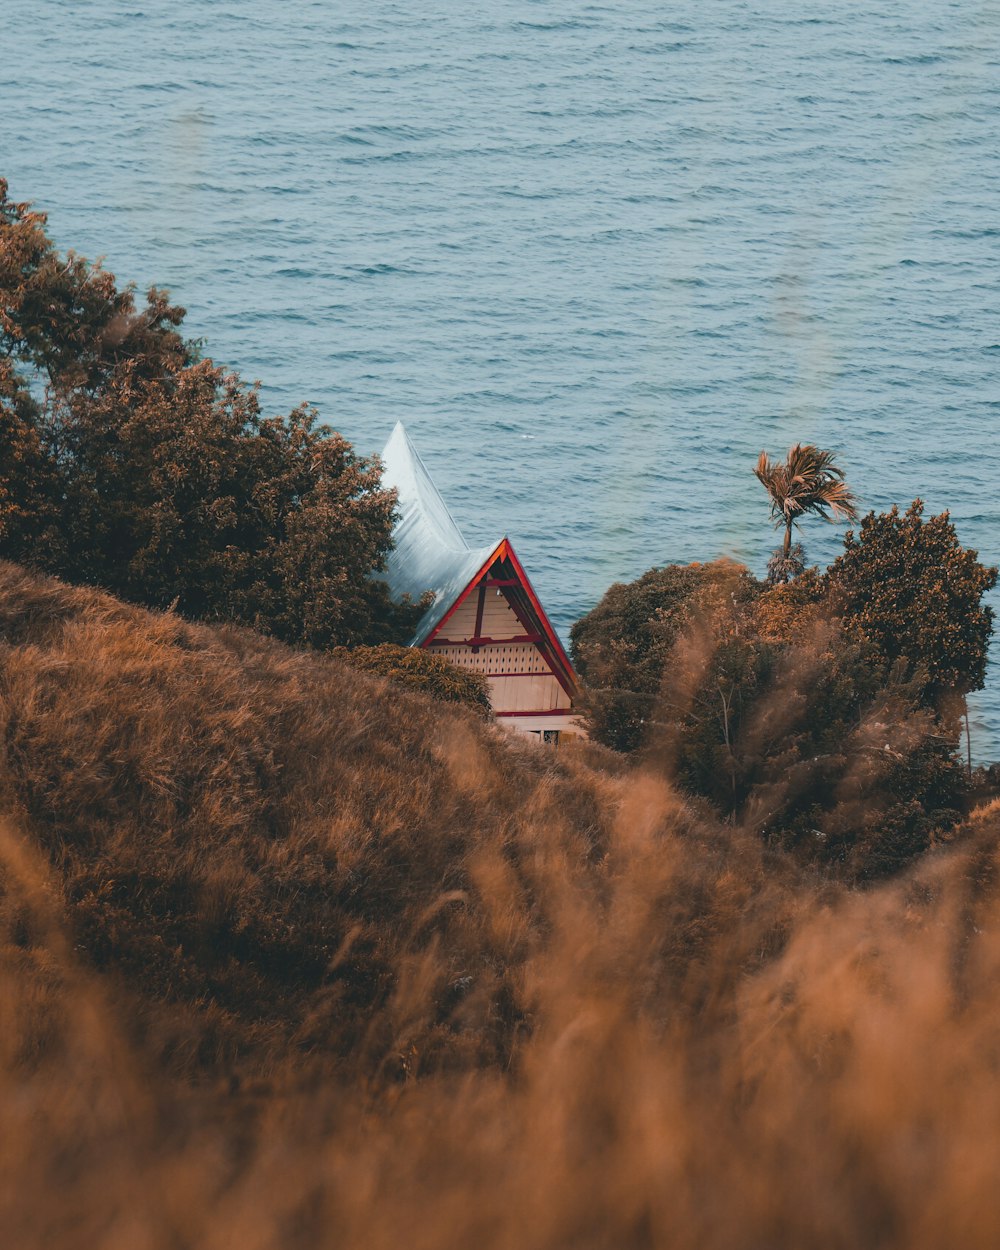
828,500,997,703
573,555,974,879
5,563,1000,1247
334,643,494,718
570,560,758,753
0,561,611,1085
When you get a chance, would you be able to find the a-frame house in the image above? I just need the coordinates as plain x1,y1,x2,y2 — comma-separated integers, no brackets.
380,422,582,741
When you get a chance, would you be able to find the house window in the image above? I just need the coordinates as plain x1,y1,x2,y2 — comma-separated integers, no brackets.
542,730,560,746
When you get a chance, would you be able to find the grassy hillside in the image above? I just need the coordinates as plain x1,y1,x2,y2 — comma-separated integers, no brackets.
4,560,1000,1249
0,560,622,1084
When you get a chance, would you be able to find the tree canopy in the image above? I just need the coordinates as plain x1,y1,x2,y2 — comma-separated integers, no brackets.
570,561,760,754
571,507,997,881
827,500,997,706
0,179,418,647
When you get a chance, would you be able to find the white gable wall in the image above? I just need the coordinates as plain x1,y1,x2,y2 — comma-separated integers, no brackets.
440,588,519,640
428,584,570,715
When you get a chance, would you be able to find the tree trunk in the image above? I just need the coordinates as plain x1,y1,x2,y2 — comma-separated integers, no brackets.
783,518,792,556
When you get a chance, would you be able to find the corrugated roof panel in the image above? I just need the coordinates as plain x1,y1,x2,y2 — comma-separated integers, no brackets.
380,422,501,645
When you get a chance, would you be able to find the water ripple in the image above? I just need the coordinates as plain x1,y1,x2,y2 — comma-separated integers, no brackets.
6,0,1000,754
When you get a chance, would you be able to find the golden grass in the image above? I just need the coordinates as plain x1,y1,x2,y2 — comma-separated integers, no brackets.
2,561,1000,1248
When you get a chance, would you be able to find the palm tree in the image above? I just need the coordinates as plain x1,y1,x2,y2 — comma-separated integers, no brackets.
755,443,858,580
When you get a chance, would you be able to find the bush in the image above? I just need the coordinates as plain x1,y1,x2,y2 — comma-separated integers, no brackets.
570,560,760,753
751,566,825,642
334,643,494,719
573,554,972,880
0,561,600,1086
826,500,997,706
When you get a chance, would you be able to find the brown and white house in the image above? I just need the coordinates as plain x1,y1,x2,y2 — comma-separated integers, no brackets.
380,422,583,742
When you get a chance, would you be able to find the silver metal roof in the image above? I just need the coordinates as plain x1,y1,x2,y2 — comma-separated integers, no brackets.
380,422,501,646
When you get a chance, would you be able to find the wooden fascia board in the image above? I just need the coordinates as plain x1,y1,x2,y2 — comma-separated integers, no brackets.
421,538,578,703
495,708,577,719
428,634,544,647
496,540,578,699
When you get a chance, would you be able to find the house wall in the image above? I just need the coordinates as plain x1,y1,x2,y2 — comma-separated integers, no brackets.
428,584,571,715
443,589,519,641
499,711,584,738
489,666,571,714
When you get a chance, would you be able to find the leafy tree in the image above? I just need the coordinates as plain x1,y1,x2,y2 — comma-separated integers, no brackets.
334,644,493,718
755,443,858,581
573,554,971,881
751,566,826,642
570,561,760,753
0,179,418,647
826,500,997,706
0,357,59,552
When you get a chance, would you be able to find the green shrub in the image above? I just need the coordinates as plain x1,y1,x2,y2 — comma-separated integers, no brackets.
570,560,759,753
572,547,978,880
334,643,493,719
826,500,997,706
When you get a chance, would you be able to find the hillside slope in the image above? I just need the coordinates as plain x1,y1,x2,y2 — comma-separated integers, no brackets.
5,561,1000,1249
0,560,623,1083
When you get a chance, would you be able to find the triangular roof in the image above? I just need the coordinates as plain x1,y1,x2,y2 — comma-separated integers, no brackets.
379,424,576,695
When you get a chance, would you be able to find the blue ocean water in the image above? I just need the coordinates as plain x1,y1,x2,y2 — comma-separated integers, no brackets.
5,1,1000,755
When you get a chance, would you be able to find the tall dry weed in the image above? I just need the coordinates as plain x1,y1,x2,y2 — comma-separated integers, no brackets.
2,562,1000,1247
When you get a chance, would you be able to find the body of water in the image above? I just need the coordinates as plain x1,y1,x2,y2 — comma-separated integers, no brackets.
6,1,1000,754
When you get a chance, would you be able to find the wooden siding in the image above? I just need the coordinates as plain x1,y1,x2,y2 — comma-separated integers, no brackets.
430,581,570,714
434,640,570,713
488,672,571,713
442,589,522,640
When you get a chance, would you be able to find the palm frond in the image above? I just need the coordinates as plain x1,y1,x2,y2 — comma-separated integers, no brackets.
755,443,859,530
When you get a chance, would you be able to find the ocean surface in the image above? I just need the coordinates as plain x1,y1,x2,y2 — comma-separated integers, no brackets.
5,1,1000,755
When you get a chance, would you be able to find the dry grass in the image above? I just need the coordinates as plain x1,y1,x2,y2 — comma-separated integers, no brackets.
2,561,1000,1248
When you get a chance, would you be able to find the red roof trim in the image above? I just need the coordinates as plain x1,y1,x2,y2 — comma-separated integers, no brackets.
499,540,578,696
495,708,577,718
423,541,505,644
428,634,544,647
422,537,578,701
